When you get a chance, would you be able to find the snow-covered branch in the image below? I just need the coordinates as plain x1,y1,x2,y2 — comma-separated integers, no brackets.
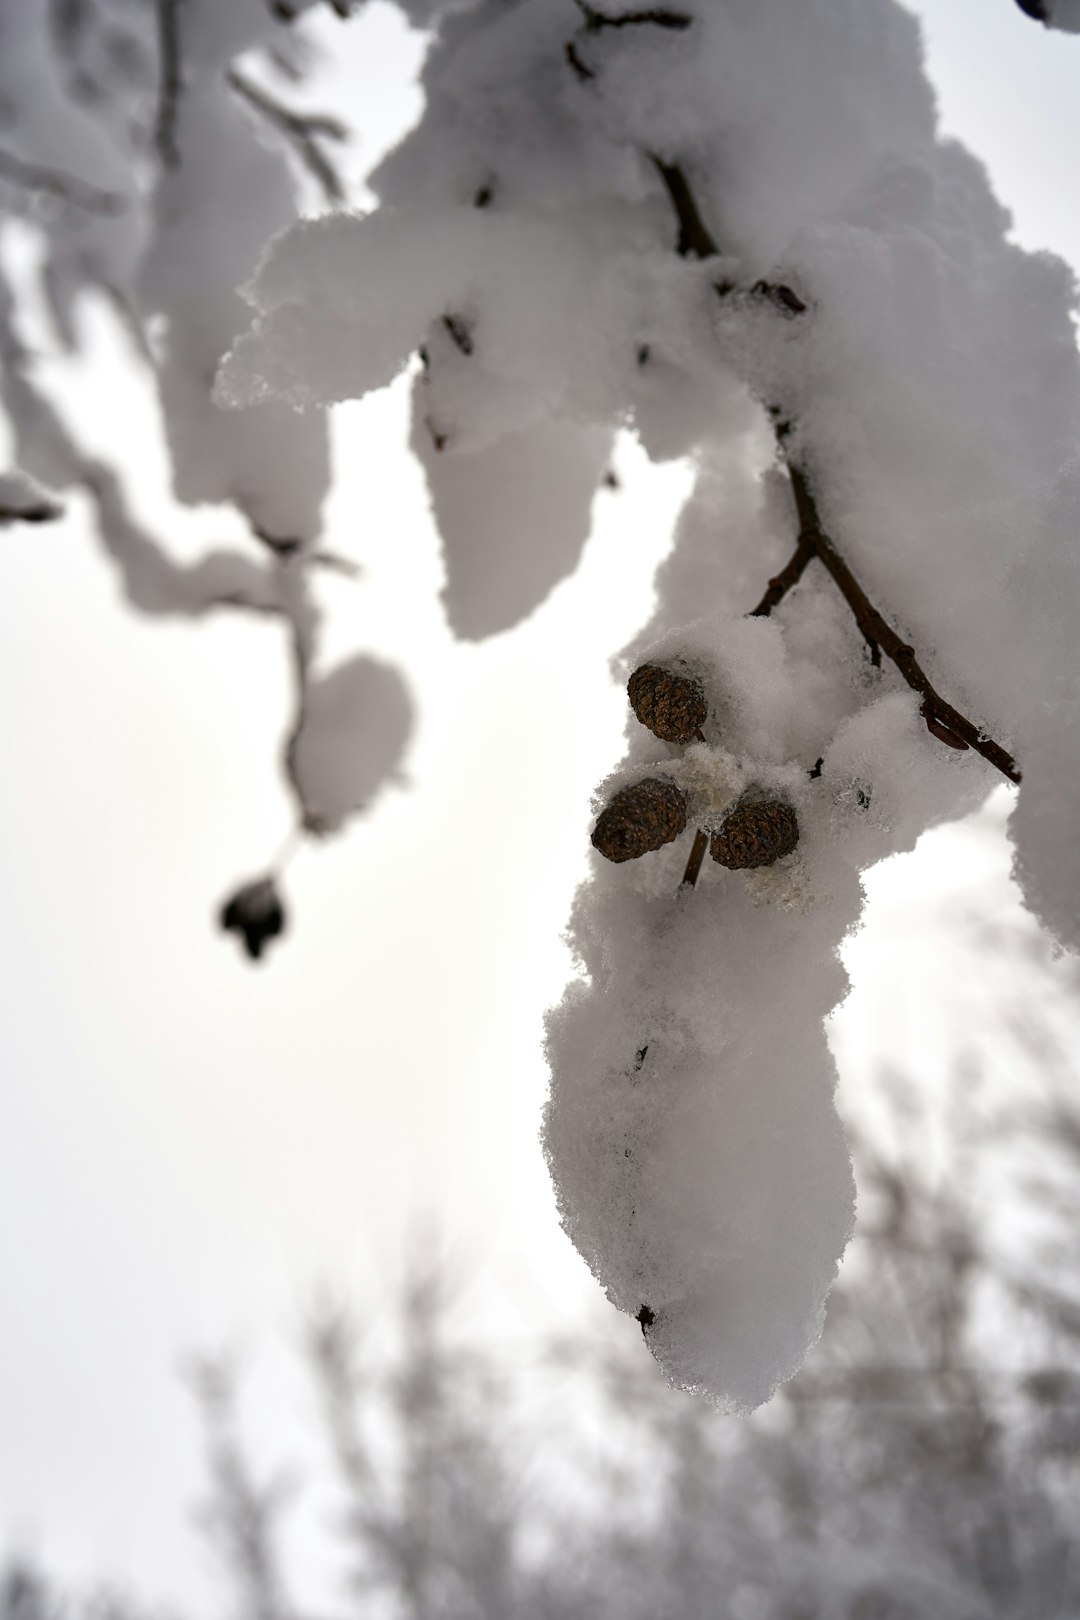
649,145,1022,785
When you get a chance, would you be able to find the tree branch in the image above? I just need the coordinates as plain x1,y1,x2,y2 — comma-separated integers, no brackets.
649,161,1022,786
0,145,124,216
278,561,328,833
567,5,692,83
650,156,719,261
748,531,815,618
227,66,348,206
680,827,709,887
155,0,183,170
270,0,360,16
786,466,1021,783
573,2,693,30
649,156,805,311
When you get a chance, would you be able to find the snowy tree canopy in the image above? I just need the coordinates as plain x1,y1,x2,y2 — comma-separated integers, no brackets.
3,0,1080,1409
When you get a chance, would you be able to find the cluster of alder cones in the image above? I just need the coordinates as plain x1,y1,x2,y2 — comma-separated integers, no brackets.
591,663,800,871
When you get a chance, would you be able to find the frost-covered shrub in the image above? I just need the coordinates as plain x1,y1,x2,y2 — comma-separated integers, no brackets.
4,0,1080,1405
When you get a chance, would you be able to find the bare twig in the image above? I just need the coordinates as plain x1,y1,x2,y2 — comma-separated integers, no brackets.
272,0,359,15
306,1302,388,1588
312,549,362,578
441,313,474,356
567,4,691,82
278,561,327,833
188,1358,295,1620
566,40,597,81
155,0,183,170
0,145,124,215
573,2,693,29
650,156,719,261
680,828,709,888
650,156,805,312
748,531,816,618
227,66,348,205
787,466,1021,783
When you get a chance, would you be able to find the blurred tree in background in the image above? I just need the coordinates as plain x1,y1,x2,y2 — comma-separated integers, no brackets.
6,863,1080,1618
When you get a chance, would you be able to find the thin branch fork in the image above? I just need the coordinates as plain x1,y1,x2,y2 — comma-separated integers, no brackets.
650,161,1022,787
271,0,356,15
155,0,183,170
567,5,692,83
650,157,805,311
748,530,815,618
227,66,348,205
680,828,709,888
780,467,1021,783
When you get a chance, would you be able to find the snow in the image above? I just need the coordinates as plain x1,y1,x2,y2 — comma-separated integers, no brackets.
0,468,62,525
6,0,1080,1408
412,413,614,639
291,653,413,833
139,2,331,545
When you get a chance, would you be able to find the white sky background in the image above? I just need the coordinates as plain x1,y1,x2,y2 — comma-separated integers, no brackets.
1,0,1080,1609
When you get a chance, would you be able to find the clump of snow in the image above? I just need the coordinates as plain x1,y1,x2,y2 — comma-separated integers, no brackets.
140,1,330,545
291,653,413,834
0,0,331,547
219,205,653,437
412,413,614,640
214,0,1080,1405
544,808,857,1411
11,0,1080,1406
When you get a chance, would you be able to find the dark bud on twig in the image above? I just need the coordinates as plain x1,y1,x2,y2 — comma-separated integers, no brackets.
592,777,688,863
1013,0,1050,19
920,700,969,752
627,663,707,744
442,314,474,356
219,878,287,962
637,1304,655,1333
751,279,807,318
710,799,799,870
253,526,303,558
0,499,62,525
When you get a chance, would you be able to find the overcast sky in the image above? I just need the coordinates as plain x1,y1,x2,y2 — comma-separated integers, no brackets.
2,1,1080,1611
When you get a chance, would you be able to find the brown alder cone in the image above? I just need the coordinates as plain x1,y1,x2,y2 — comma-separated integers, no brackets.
592,776,688,863
710,799,799,870
627,663,707,744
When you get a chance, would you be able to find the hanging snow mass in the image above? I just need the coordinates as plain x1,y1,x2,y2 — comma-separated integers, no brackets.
22,0,1069,1405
